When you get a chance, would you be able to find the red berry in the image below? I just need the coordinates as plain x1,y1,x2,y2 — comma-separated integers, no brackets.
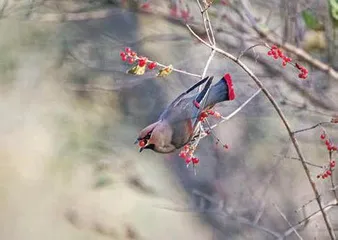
128,58,134,64
317,174,321,178
170,6,178,17
325,140,330,146
121,55,127,61
282,61,287,67
267,51,272,56
120,52,126,57
125,47,131,53
330,160,336,168
179,151,187,159
223,144,229,149
185,157,192,164
138,58,147,67
320,133,326,140
184,145,189,151
207,110,215,115
192,157,199,164
138,140,146,147
147,62,157,70
326,170,332,176
323,173,328,178
200,111,208,118
130,51,136,57
140,2,150,9
328,145,333,151
332,146,337,151
271,45,278,50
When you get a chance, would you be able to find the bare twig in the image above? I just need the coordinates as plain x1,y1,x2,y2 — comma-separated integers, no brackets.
201,50,216,78
273,202,303,240
237,43,269,61
274,155,324,169
254,148,289,224
293,122,333,134
280,200,338,239
205,88,262,133
186,23,337,240
329,151,338,203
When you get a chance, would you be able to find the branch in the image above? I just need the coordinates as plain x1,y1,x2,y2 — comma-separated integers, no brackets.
280,200,338,239
204,88,262,134
273,202,303,240
186,24,337,240
240,2,338,81
274,155,324,169
293,122,333,134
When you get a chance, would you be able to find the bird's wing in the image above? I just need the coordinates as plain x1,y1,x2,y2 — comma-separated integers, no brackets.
160,76,210,120
191,76,214,127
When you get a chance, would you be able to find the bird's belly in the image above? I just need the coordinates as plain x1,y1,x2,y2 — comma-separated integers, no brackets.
171,119,194,149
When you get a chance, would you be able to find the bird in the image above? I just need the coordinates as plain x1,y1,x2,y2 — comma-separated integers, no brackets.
135,73,235,153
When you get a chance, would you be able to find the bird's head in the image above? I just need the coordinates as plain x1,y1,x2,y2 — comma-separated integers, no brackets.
135,121,159,152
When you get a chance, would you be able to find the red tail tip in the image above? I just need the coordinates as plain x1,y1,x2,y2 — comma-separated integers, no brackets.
223,73,235,100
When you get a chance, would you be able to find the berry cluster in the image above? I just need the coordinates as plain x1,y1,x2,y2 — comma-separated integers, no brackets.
317,160,336,179
267,45,292,66
295,63,308,79
320,132,337,152
198,109,222,122
179,144,199,165
120,47,158,70
267,45,308,79
169,5,191,21
140,1,150,10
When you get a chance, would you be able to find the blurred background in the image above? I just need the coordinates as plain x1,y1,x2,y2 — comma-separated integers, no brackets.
0,0,337,239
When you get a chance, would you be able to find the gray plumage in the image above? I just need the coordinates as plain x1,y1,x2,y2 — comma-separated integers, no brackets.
136,74,235,153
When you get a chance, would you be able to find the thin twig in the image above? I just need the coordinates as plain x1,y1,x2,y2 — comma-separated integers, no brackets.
237,43,269,61
273,155,324,169
329,151,338,203
280,200,338,239
204,88,262,134
196,0,213,45
201,50,216,78
186,23,337,240
293,122,333,134
254,148,289,224
192,190,281,238
273,202,303,240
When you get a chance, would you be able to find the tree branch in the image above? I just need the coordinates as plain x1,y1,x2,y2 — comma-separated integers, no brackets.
186,23,337,240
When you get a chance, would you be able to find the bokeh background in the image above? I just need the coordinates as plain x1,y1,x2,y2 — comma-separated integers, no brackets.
0,0,337,239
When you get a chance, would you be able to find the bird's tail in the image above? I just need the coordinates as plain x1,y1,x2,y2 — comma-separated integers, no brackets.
203,73,235,108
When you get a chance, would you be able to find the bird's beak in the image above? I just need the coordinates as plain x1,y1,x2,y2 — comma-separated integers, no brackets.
134,139,139,144
139,147,144,152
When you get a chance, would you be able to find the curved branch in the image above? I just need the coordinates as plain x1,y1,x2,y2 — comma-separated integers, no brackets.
186,24,337,240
